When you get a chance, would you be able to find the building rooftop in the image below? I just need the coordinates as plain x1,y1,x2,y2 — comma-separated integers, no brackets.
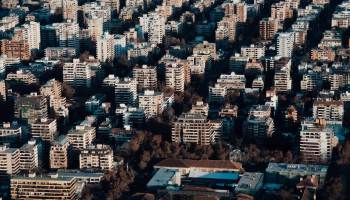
155,159,242,171
147,168,179,188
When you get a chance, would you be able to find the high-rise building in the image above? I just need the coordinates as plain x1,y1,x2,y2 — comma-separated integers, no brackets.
165,63,185,92
14,93,48,124
216,72,246,92
172,113,217,145
63,59,92,88
216,16,237,42
271,2,293,22
10,173,78,200
277,32,294,58
241,44,266,59
132,65,158,91
0,145,20,175
274,66,292,93
13,21,41,51
6,70,38,85
31,118,57,142
300,119,337,163
0,80,6,101
209,84,227,103
97,0,120,14
67,125,96,149
313,99,344,122
52,22,80,53
50,135,69,169
40,79,67,117
114,77,138,106
138,90,165,118
233,2,248,23
0,122,22,145
0,39,31,60
259,18,279,40
87,16,104,41
19,140,40,172
79,144,113,170
139,13,166,45
244,115,274,138
96,32,115,62
63,0,78,22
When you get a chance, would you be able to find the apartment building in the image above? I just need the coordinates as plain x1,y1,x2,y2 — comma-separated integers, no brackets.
138,90,165,118
132,65,158,91
165,63,186,92
114,77,138,106
300,119,337,163
0,122,22,144
216,72,246,92
45,47,76,60
6,70,38,85
19,140,40,172
241,44,266,60
274,66,292,93
0,39,31,60
10,173,78,200
50,135,69,169
172,113,217,145
14,93,48,124
259,18,279,40
313,99,344,122
79,144,114,170
209,84,227,103
63,0,78,22
0,80,5,101
31,118,57,142
190,101,209,117
63,59,92,88
96,32,116,62
67,125,96,149
0,145,20,175
277,32,294,58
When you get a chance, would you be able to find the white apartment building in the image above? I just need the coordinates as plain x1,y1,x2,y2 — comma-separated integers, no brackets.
96,32,115,62
139,13,166,44
6,70,38,85
19,140,40,171
313,99,344,122
31,118,57,142
0,145,20,174
300,119,337,163
300,71,322,92
216,72,246,91
277,32,294,58
63,59,92,88
115,77,138,105
165,63,185,92
172,113,217,145
52,22,80,52
63,0,78,22
132,65,158,91
67,125,96,149
50,135,69,169
10,173,78,200
86,16,103,41
274,66,292,93
138,90,165,118
79,144,113,170
209,84,227,103
241,44,266,59
13,21,41,51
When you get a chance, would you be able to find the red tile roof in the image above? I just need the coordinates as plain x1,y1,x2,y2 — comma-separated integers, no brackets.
154,159,243,171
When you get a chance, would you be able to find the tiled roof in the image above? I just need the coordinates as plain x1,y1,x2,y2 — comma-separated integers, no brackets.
155,158,242,171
